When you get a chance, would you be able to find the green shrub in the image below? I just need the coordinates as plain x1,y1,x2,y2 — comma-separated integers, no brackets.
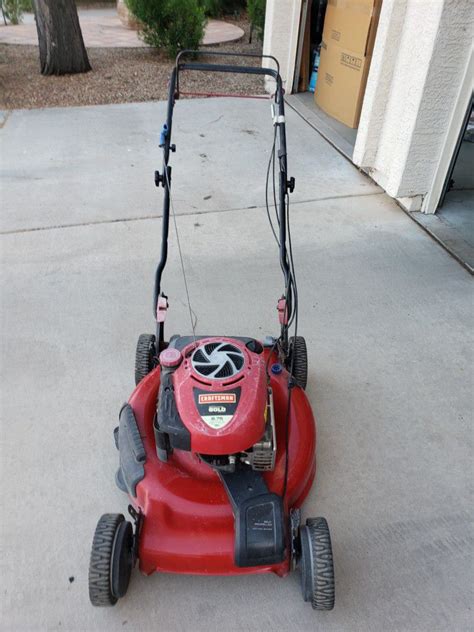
1,0,32,24
200,0,244,16
200,0,221,16
126,0,206,58
247,0,266,41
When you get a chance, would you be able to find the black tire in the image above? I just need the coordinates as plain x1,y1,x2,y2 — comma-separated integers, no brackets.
300,517,335,610
288,336,308,389
89,513,133,607
135,333,156,386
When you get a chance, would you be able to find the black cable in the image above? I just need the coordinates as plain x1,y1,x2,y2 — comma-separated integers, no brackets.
272,136,280,230
265,123,280,246
286,194,299,329
263,109,300,503
281,191,298,501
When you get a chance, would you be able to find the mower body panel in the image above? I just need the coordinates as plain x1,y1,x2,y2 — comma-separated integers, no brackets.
127,345,316,577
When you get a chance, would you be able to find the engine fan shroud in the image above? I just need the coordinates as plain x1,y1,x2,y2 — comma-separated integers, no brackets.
191,341,245,380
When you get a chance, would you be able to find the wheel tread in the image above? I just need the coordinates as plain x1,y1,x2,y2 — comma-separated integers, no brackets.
135,333,156,385
306,517,335,610
89,513,124,606
289,336,308,390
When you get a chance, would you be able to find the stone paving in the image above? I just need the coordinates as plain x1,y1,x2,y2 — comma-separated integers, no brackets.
0,9,244,48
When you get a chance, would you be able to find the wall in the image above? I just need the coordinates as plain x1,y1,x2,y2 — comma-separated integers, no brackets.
263,0,473,213
354,0,474,212
263,0,302,92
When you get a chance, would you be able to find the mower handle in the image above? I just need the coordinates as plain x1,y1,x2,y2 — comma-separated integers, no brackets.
153,52,293,350
175,50,280,76
174,50,282,101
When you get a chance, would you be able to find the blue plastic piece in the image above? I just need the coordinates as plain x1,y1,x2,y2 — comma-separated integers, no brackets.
308,47,321,93
159,123,168,148
271,363,283,375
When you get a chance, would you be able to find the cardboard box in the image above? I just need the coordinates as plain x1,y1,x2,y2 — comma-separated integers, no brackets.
315,40,372,128
322,0,381,56
314,0,381,128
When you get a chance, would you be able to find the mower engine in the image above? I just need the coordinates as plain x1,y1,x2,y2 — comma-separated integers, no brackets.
154,337,277,472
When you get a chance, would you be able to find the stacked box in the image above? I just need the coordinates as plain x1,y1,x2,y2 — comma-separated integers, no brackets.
315,0,382,128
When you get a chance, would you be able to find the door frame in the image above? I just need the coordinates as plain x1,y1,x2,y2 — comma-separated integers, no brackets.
422,47,473,214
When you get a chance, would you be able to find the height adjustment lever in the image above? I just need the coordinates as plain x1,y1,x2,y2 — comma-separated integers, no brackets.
154,166,172,188
154,171,164,187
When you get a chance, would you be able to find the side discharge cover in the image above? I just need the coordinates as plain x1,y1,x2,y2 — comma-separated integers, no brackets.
115,403,146,497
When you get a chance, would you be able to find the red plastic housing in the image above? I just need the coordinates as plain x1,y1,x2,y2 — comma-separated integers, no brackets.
129,346,316,577
172,337,269,454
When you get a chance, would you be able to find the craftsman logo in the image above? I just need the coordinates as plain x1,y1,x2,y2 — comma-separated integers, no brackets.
198,393,236,405
341,53,362,70
194,388,241,430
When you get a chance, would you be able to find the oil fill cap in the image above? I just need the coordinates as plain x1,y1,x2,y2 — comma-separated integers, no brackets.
271,363,283,375
160,348,182,368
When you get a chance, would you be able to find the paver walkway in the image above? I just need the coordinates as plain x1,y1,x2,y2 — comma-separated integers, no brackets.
0,9,244,47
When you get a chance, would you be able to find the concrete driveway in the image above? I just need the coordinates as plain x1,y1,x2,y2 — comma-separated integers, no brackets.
1,99,472,631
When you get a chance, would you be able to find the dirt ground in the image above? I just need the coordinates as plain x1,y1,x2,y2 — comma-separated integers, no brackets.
0,19,265,110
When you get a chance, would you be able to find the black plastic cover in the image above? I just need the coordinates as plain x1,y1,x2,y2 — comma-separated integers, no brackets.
155,370,191,452
115,403,146,497
170,335,263,354
220,469,285,567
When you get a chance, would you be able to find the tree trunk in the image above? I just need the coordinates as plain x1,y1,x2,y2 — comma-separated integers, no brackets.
33,0,91,75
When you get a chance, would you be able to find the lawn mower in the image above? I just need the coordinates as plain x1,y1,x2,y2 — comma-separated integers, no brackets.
88,51,335,611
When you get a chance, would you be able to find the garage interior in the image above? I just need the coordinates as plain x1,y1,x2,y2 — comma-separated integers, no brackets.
409,100,474,273
286,0,379,159
285,0,473,273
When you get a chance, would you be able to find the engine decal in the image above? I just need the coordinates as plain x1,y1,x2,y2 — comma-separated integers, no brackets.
198,393,236,405
194,388,241,429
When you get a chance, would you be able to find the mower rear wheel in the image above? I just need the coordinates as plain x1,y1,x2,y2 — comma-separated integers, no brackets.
288,336,308,389
135,333,157,385
89,513,134,607
300,517,335,610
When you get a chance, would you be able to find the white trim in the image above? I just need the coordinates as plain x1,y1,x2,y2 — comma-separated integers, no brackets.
353,0,406,169
262,0,302,93
396,196,423,212
292,0,309,93
421,45,474,214
353,0,473,201
286,0,303,92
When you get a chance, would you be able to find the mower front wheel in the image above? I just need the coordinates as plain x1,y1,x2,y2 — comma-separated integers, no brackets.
300,517,335,610
135,333,157,385
89,513,134,607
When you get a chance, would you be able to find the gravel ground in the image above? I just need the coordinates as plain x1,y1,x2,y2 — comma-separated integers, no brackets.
0,19,265,110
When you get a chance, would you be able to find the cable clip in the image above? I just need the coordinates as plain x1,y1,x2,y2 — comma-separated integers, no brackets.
277,297,289,325
270,104,285,125
156,295,168,323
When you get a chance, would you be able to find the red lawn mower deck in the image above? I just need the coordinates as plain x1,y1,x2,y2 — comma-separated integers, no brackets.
88,51,335,611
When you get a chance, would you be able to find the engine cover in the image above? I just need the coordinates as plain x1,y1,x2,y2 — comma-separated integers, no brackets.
172,337,268,455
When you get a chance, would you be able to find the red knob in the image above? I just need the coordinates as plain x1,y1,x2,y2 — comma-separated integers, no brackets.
159,347,182,368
